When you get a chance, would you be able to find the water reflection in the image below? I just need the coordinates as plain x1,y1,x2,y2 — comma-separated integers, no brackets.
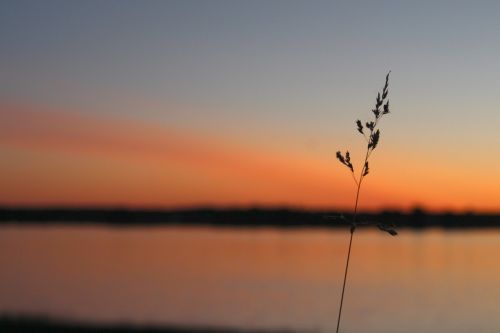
0,226,499,333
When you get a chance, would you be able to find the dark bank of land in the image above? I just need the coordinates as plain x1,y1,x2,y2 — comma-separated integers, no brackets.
0,317,293,333
0,207,499,229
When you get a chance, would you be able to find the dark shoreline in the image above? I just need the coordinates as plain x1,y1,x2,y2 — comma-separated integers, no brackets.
0,316,294,333
0,207,499,229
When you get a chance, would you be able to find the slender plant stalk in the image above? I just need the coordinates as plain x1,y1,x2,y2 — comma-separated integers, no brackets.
335,221,354,333
335,144,368,333
335,163,363,333
334,72,396,333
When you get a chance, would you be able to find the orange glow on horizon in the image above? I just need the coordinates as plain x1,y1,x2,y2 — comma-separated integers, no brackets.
1,102,499,213
0,102,351,208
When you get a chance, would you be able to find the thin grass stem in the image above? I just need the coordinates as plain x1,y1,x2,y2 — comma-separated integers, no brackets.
335,226,354,333
334,72,393,333
335,154,364,333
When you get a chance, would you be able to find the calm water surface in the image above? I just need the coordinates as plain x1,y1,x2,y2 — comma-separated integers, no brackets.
0,225,499,333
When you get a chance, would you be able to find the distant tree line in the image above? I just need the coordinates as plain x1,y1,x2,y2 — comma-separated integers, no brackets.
0,207,498,229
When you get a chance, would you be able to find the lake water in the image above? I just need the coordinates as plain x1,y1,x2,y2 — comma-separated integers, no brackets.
0,225,499,333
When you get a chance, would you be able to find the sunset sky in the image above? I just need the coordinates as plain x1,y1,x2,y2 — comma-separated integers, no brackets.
2,1,500,211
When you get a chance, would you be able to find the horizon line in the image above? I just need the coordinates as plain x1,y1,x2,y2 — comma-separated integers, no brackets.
0,205,499,215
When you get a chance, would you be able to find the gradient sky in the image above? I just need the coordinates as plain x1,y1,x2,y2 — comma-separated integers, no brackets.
2,0,500,211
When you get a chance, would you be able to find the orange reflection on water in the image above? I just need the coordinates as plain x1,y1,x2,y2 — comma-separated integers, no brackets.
1,226,500,333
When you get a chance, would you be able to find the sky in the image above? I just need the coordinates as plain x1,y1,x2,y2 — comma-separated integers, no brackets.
1,0,500,211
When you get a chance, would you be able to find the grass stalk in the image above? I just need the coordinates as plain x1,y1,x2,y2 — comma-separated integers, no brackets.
334,72,396,333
